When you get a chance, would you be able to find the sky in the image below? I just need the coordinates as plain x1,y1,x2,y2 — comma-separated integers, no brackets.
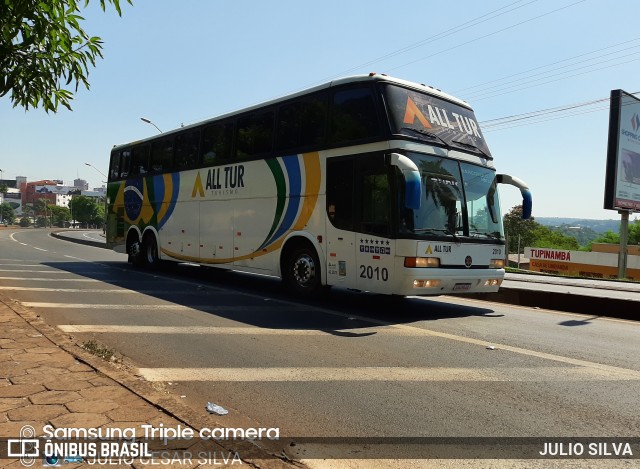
1,0,639,220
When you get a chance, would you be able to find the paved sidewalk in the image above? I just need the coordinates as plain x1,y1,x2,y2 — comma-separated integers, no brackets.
0,298,290,468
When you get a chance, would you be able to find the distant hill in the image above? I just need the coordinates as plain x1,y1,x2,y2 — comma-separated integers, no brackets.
535,217,621,233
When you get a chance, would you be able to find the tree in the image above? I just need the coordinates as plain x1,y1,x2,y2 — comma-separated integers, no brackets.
1,0,131,112
0,203,15,225
21,204,34,220
69,195,99,227
591,230,620,246
32,199,49,216
531,225,580,250
0,183,8,224
503,205,539,254
49,205,71,227
628,219,640,245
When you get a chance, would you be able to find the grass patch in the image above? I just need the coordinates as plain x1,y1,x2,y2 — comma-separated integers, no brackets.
82,339,115,361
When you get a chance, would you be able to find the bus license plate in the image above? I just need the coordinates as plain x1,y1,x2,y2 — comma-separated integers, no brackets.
453,283,471,291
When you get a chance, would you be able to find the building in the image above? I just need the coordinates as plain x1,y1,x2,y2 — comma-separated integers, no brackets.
74,178,89,191
2,188,23,215
22,180,61,206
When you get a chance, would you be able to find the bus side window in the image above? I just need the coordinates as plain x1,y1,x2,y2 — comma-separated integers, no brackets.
328,86,381,145
175,130,200,170
276,94,327,152
130,145,150,176
119,150,131,178
326,158,355,230
236,110,274,160
202,122,233,166
150,137,174,174
109,151,123,180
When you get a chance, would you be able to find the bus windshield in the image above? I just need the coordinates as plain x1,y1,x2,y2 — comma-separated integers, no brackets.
400,152,503,240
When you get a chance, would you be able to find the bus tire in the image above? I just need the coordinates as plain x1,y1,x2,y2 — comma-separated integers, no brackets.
284,243,321,296
142,234,160,269
127,235,144,268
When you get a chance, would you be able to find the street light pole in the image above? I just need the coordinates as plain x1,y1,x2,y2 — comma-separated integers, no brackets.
140,117,163,133
84,162,108,231
84,162,107,180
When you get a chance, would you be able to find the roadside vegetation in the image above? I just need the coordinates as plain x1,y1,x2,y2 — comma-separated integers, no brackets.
2,195,104,228
504,205,640,254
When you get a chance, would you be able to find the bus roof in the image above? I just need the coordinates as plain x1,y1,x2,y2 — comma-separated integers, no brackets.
113,73,471,149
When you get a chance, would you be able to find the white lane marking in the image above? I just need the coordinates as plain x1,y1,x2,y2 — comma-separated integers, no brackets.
57,321,640,382
33,247,47,252
0,277,100,282
58,325,407,335
21,287,640,382
0,264,42,267
64,255,90,262
23,303,191,310
367,320,640,380
0,269,66,273
22,303,291,311
136,366,640,382
0,287,140,293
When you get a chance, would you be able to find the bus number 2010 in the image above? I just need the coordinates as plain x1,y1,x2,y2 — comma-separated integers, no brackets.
360,265,389,281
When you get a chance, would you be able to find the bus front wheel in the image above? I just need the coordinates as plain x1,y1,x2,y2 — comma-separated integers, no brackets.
284,244,321,295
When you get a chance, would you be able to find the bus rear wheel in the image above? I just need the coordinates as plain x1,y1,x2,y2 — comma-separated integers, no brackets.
142,234,160,268
284,244,321,295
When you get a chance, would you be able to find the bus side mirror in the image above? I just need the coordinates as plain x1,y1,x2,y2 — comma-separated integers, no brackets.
390,153,421,210
497,174,532,219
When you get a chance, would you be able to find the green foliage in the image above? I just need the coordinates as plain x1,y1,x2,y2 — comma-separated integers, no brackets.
586,220,640,250
628,219,640,245
0,203,15,224
32,199,48,215
546,224,600,247
590,230,620,247
69,195,102,226
21,204,34,217
19,217,31,227
531,225,580,250
504,205,588,253
1,0,131,112
503,205,538,253
48,205,71,227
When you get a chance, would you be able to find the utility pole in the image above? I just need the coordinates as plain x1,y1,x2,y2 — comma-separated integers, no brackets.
618,210,630,279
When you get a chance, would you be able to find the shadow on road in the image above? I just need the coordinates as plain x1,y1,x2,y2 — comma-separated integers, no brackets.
42,260,498,331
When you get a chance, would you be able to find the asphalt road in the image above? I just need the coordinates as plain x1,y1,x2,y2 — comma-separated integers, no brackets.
1,228,639,466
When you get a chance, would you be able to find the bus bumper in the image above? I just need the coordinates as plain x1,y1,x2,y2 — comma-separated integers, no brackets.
395,268,505,296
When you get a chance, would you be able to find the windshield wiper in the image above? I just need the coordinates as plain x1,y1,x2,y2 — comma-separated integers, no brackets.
469,230,502,240
413,227,462,243
451,139,493,160
400,127,447,146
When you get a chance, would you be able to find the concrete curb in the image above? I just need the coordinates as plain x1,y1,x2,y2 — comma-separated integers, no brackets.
51,230,107,249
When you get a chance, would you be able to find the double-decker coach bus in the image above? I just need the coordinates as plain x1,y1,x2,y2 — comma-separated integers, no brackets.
106,73,531,296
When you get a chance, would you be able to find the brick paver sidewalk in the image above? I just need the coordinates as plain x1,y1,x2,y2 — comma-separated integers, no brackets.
0,299,289,468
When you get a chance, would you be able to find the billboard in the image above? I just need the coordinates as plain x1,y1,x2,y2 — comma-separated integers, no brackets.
604,89,640,211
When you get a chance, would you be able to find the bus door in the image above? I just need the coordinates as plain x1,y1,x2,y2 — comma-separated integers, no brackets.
325,158,358,288
354,155,394,294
